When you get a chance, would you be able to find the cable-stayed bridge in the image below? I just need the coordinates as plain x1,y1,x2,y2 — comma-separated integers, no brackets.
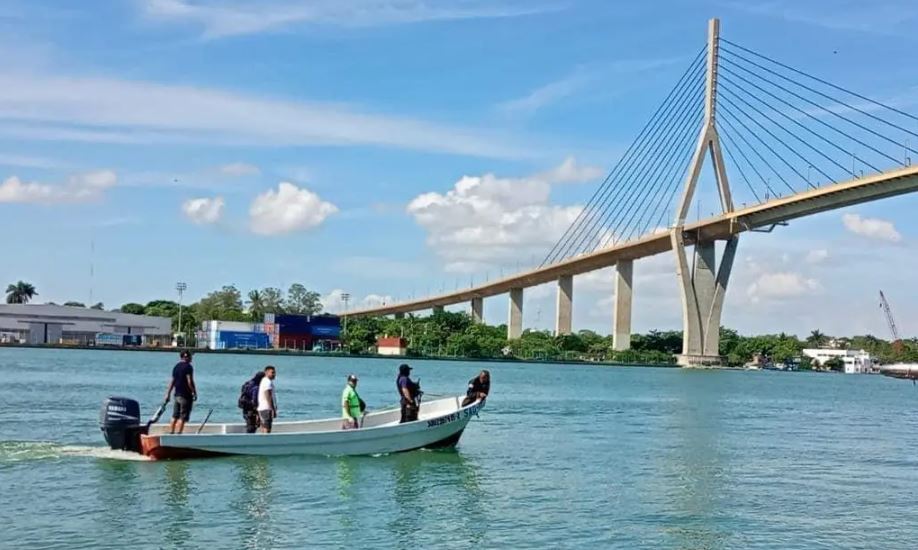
349,19,918,366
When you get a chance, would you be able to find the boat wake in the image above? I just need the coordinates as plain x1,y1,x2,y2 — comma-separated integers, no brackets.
0,440,151,464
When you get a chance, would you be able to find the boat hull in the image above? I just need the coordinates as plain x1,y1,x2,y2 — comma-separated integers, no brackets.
140,396,483,459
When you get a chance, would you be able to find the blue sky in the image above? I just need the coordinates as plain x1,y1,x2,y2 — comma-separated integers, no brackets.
2,0,918,338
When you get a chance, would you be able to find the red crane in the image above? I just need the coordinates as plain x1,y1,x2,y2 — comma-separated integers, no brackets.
879,290,903,352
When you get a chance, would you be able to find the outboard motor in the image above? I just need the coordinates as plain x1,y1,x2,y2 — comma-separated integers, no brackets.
100,396,146,453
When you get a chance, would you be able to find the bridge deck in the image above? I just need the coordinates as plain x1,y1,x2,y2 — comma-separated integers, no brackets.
349,165,918,318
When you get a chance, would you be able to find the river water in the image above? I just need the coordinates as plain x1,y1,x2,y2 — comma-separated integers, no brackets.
1,348,917,549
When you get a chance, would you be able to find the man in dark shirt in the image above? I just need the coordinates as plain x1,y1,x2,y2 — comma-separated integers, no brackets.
164,350,197,434
396,364,420,423
462,370,490,407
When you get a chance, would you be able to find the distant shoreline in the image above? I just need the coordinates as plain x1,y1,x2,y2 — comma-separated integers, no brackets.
0,342,679,368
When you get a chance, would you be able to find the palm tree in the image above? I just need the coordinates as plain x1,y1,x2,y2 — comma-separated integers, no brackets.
247,289,265,321
806,329,827,348
5,281,38,304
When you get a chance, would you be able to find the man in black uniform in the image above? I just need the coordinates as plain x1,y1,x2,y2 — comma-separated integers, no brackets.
164,350,197,434
462,370,490,407
396,364,421,423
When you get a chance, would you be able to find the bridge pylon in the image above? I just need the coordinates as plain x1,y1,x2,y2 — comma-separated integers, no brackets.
672,18,737,367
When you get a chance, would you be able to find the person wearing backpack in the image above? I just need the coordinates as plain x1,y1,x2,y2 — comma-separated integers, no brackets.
238,371,265,433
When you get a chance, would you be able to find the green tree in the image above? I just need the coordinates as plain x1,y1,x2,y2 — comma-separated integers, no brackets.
197,285,246,321
63,301,86,307
806,329,828,348
261,287,286,314
5,281,38,304
247,289,265,321
824,356,845,372
119,303,146,315
286,284,322,315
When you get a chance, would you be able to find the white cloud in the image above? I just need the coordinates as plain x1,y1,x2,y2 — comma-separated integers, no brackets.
0,170,116,204
407,158,603,273
0,73,530,159
0,153,64,169
322,288,393,312
218,162,260,177
746,272,822,303
181,196,224,224
805,248,829,264
536,156,604,184
141,0,553,38
842,213,902,242
249,182,337,235
498,71,593,114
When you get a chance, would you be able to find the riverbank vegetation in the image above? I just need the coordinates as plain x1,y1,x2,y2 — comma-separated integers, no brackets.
343,311,918,366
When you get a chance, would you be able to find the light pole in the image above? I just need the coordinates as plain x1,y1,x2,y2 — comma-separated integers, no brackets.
176,282,187,346
341,293,350,350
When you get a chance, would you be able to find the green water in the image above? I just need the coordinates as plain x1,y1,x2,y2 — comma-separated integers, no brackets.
1,348,917,549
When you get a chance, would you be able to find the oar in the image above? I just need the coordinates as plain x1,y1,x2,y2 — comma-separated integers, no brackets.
196,408,214,434
146,398,169,429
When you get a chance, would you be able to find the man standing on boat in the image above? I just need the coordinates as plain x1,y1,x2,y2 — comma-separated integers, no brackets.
257,366,277,433
397,364,421,423
462,370,490,407
164,350,197,434
341,374,363,429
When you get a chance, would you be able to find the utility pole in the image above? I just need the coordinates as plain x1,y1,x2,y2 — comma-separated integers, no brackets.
176,282,187,346
341,292,350,343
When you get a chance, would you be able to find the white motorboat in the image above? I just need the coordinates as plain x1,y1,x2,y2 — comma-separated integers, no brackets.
100,395,484,459
878,363,918,381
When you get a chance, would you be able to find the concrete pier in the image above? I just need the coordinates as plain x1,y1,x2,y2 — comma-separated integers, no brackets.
613,260,633,351
471,297,483,323
555,275,573,336
508,288,523,340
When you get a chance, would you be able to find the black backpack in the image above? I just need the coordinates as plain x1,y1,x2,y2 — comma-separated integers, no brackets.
238,380,257,410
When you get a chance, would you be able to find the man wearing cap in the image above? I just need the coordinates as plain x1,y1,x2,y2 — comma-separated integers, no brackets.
462,370,490,407
341,374,363,429
164,350,197,434
396,364,421,423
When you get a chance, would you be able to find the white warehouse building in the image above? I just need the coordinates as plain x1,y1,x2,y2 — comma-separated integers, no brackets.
0,304,172,346
802,348,875,374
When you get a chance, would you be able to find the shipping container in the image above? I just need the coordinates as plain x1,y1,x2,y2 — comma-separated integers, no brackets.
214,330,270,350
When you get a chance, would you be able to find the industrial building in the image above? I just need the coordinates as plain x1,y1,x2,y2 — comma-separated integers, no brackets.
0,304,172,346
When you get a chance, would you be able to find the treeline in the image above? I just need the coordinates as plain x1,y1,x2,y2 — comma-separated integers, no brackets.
117,284,324,339
343,312,918,365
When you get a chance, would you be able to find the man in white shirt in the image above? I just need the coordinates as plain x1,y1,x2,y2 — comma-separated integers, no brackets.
257,366,277,433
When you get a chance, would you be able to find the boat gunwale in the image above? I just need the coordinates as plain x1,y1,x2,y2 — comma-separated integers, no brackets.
147,396,484,441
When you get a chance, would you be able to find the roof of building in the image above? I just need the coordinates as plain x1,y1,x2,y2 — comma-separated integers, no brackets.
0,304,172,334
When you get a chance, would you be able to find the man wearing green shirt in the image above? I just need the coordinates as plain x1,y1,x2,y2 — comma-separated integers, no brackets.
341,374,363,429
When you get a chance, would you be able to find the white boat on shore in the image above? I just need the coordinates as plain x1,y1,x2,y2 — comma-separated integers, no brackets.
100,395,484,459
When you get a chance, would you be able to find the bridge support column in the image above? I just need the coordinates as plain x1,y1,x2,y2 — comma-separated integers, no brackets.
555,275,573,336
673,233,738,366
508,288,523,340
471,297,483,323
432,305,444,314
394,312,405,320
613,260,633,351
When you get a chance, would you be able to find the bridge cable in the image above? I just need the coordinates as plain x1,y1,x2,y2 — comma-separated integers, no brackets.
718,51,905,168
553,68,705,259
550,55,706,261
719,45,918,158
718,84,835,186
721,38,918,128
633,112,706,241
717,65,883,174
622,107,706,242
600,83,705,246
717,107,794,194
541,47,706,266
571,80,705,254
652,116,712,233
718,129,765,203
